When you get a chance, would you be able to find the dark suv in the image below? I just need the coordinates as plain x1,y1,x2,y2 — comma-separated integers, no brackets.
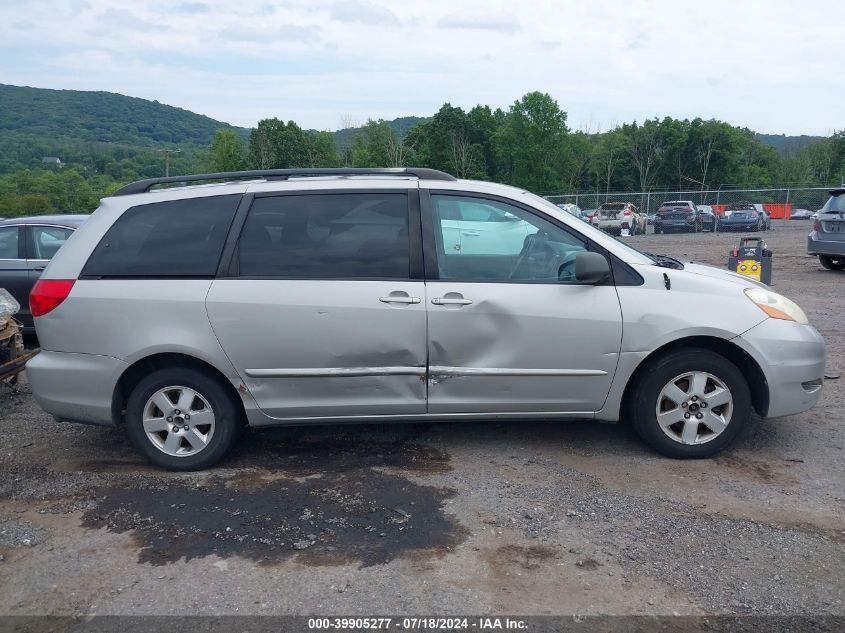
654,201,702,234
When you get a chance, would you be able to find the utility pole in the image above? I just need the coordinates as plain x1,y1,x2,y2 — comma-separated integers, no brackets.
156,148,181,177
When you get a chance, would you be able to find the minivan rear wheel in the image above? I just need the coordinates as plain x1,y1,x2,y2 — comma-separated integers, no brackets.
126,367,242,470
630,349,751,458
819,255,845,271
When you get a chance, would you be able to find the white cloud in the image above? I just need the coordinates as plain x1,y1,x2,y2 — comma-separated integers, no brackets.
437,9,520,33
330,0,400,26
0,0,841,135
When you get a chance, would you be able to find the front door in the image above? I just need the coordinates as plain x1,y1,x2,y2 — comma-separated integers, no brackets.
207,189,427,419
424,192,623,414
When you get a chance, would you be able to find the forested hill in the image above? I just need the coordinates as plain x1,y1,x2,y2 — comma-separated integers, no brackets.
0,83,246,147
1,84,841,217
334,116,429,147
756,133,827,154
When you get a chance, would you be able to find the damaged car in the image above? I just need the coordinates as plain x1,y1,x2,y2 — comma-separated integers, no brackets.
27,168,825,470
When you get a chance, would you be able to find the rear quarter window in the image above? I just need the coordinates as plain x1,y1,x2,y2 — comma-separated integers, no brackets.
81,195,240,278
822,195,845,213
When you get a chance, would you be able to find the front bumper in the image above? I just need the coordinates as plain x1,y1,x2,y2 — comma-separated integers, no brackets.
808,232,845,256
735,319,825,419
26,350,126,426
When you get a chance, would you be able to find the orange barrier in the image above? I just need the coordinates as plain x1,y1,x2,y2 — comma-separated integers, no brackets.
763,203,792,219
713,204,728,216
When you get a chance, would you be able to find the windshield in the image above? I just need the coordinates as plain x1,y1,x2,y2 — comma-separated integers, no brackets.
525,192,654,265
822,194,845,213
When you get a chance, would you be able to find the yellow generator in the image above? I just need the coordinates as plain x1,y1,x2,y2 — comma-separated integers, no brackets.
728,237,772,285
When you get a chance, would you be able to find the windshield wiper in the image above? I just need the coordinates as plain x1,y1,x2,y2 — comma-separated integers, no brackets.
645,253,685,270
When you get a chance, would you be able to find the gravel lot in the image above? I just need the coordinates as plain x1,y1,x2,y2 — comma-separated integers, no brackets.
0,220,843,618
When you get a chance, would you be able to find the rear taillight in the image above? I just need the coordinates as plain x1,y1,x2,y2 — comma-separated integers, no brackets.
30,279,75,318
623,209,632,216
813,219,821,231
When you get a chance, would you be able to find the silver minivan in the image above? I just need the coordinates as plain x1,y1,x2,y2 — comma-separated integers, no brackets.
26,168,825,470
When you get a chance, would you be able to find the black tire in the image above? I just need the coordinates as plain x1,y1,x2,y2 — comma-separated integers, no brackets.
125,367,244,470
655,227,662,234
819,255,845,271
629,348,752,459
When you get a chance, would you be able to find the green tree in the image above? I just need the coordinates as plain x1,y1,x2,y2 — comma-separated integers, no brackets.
248,119,310,169
350,120,410,167
201,129,247,172
495,92,569,192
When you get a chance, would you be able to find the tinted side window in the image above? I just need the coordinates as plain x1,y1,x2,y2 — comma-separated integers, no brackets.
0,227,20,259
82,195,240,278
31,226,74,260
238,193,410,279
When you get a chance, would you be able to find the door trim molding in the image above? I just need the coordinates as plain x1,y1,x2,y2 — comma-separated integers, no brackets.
244,366,426,378
430,366,608,377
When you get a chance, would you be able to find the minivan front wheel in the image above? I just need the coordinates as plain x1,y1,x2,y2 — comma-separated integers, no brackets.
126,367,242,470
630,349,751,458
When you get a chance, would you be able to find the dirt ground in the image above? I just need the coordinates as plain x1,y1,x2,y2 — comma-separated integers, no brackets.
0,220,843,618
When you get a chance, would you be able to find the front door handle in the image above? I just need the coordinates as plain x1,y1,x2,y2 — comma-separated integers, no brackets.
432,296,473,306
379,293,421,304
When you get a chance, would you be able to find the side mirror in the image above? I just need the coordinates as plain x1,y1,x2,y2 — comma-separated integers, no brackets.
573,251,610,284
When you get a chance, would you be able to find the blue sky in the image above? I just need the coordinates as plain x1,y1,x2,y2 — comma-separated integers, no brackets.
1,0,842,135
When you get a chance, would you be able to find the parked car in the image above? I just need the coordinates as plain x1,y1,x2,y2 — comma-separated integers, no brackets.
0,214,88,330
27,168,824,470
807,188,845,270
654,201,703,233
697,205,718,232
591,202,646,235
753,204,772,231
717,202,765,232
440,200,534,255
556,203,588,222
791,208,813,220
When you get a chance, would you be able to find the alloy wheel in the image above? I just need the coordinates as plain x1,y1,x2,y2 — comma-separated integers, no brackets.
655,371,733,445
142,385,216,456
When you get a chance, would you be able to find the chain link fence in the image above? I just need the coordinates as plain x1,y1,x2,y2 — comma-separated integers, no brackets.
545,186,835,217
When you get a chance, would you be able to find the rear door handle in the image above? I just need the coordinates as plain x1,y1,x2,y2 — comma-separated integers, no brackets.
33,266,46,272
432,297,473,306
379,294,421,304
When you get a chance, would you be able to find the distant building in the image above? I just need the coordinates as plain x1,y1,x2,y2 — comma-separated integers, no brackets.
42,157,63,168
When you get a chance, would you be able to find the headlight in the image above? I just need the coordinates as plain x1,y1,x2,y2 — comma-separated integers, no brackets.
744,288,808,324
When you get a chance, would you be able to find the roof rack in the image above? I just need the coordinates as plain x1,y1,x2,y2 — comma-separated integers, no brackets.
111,167,457,196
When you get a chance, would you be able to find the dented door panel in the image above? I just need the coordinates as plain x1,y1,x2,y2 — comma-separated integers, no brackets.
426,282,623,413
206,279,427,418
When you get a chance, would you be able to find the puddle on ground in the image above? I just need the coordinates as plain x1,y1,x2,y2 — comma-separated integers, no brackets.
81,438,465,568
